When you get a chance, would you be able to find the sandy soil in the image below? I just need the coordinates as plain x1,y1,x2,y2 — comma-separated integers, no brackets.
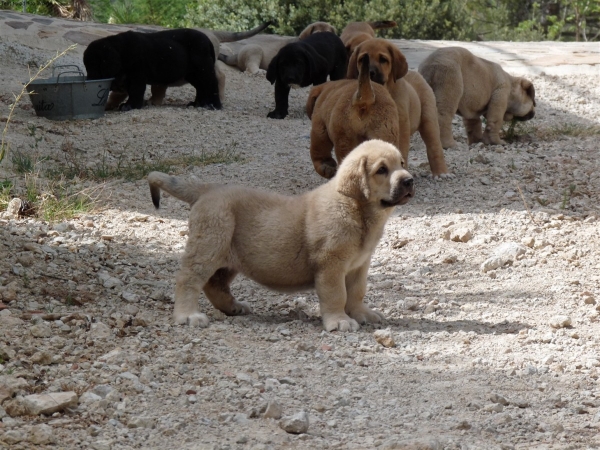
0,33,600,450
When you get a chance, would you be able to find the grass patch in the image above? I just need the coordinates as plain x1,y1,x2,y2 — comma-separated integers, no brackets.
25,176,95,222
0,180,11,212
503,120,600,143
47,140,244,182
534,122,600,141
2,174,96,221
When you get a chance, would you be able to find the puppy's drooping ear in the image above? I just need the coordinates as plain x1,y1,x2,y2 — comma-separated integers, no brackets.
298,24,315,40
266,54,278,84
521,78,536,107
347,48,360,79
337,155,370,202
387,42,408,81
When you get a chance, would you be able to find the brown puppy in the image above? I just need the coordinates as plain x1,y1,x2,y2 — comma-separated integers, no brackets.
419,46,536,148
218,22,336,75
306,54,401,179
340,21,397,57
148,139,414,332
348,39,452,179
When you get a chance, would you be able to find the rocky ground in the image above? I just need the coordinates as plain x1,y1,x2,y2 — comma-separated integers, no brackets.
1,27,600,450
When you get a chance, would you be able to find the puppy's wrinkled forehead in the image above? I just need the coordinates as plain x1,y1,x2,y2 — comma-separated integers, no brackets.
348,140,404,168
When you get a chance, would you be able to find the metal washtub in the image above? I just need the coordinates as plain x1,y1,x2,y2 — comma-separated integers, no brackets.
27,65,114,120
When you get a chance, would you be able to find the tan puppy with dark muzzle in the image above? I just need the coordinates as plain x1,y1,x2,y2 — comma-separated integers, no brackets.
348,39,452,179
340,21,397,57
418,46,536,148
306,54,401,179
148,140,414,332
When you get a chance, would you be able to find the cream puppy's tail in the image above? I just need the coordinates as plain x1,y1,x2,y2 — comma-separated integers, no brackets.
148,171,214,208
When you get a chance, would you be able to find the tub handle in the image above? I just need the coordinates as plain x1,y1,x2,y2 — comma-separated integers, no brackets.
52,65,84,78
54,71,88,92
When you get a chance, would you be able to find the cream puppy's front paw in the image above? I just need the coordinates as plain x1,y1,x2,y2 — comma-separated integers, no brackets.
322,313,360,332
347,304,385,325
174,312,209,327
229,300,252,315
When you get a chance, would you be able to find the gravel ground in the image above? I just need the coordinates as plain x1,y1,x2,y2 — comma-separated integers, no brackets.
0,39,599,450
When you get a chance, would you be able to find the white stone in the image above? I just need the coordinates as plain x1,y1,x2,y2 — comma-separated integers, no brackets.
263,401,283,419
30,323,52,338
90,322,112,340
22,391,78,415
121,291,139,302
92,385,114,399
29,424,56,445
481,242,527,272
80,392,102,404
373,329,396,348
127,417,155,428
280,411,309,434
91,439,113,450
6,198,22,218
549,315,572,328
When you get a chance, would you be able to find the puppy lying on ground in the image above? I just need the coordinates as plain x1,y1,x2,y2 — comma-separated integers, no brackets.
84,28,220,111
218,22,335,75
340,20,397,56
148,140,414,332
266,32,347,119
306,54,400,179
419,46,536,147
348,39,452,179
104,23,270,110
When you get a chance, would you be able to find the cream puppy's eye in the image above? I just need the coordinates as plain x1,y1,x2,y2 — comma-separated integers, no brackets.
379,56,388,64
376,165,388,175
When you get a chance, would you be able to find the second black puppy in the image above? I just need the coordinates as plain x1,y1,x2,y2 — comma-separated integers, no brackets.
266,32,347,119
84,28,220,111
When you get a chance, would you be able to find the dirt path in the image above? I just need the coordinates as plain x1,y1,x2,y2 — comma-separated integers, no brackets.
0,12,600,450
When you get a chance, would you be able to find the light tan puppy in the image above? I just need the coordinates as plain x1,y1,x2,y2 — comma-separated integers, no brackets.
299,21,337,39
306,54,401,179
148,140,414,332
418,46,536,148
104,23,270,110
218,22,336,75
348,39,452,179
340,21,397,56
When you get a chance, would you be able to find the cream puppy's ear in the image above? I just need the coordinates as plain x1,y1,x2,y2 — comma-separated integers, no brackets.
337,155,370,201
521,78,536,106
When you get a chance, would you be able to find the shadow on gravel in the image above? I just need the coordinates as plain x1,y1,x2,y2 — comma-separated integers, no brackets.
385,317,530,335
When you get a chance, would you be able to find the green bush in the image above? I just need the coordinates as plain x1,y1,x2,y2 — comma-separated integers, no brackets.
183,0,476,40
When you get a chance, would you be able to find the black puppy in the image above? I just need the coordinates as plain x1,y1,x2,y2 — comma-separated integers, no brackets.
266,32,347,119
84,28,221,111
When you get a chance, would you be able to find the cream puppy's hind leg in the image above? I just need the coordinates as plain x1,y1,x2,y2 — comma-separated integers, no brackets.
203,268,251,316
173,263,212,327
173,216,234,327
463,117,484,145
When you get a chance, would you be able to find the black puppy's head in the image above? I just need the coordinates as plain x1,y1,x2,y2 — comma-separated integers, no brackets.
266,44,327,87
83,39,122,81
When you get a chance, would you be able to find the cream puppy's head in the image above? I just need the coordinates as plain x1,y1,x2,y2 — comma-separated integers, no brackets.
336,140,414,207
505,77,536,122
